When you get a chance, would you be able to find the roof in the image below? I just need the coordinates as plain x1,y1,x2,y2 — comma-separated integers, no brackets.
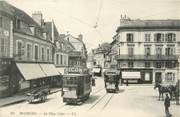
0,1,40,27
44,21,61,41
116,19,180,32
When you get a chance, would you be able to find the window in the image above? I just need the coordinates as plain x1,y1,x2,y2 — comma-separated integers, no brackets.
128,47,134,56
155,62,163,68
63,55,66,65
16,41,23,58
128,61,133,68
26,43,32,59
165,47,174,56
165,72,175,82
47,48,50,61
145,34,151,42
155,47,162,56
165,33,176,42
145,47,151,56
126,33,134,42
154,33,164,42
60,54,63,65
165,61,176,68
34,45,39,60
0,17,2,27
41,47,45,61
56,54,59,64
17,19,21,29
61,43,64,50
0,38,6,56
145,62,150,68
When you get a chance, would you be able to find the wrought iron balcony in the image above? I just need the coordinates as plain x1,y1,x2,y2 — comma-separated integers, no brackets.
115,55,179,61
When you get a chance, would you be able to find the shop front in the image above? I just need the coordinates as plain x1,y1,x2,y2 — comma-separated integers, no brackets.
121,69,153,84
16,62,61,89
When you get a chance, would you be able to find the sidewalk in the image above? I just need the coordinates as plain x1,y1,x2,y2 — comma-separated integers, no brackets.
0,88,61,107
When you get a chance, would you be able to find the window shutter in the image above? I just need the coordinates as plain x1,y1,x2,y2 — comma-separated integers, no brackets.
161,34,164,41
165,34,168,42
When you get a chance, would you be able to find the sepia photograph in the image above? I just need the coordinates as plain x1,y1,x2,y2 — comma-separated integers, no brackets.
0,0,180,117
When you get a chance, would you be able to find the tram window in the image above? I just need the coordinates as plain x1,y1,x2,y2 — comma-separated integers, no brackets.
85,77,90,83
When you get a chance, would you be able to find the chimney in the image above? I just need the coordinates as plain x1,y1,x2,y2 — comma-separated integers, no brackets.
32,11,43,27
78,34,83,41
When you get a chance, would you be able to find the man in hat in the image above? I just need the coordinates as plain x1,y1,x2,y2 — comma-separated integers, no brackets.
164,93,171,116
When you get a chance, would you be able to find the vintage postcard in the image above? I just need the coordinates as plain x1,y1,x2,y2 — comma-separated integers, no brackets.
0,0,180,117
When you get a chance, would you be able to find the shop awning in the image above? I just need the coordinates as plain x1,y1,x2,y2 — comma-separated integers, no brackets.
39,64,60,77
55,67,65,75
16,63,47,80
122,72,141,79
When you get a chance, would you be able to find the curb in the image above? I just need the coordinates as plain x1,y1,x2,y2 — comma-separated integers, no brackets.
0,99,26,108
0,89,61,107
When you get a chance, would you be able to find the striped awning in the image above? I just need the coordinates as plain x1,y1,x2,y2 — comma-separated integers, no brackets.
16,63,46,80
39,64,60,77
16,63,60,80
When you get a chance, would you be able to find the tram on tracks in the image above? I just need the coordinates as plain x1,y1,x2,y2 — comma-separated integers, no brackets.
104,69,120,93
62,67,92,104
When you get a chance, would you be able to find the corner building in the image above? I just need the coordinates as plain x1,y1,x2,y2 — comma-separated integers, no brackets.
115,18,180,84
0,1,60,97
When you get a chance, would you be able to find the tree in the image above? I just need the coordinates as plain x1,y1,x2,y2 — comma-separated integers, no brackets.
100,42,111,52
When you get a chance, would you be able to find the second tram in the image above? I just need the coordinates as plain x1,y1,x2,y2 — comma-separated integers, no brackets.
104,69,120,93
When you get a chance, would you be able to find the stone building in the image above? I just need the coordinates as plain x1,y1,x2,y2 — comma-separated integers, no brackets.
0,1,60,97
64,34,87,67
114,16,180,84
92,43,110,68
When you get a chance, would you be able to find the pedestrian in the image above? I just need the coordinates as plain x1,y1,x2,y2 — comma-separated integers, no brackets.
164,93,171,117
126,80,128,86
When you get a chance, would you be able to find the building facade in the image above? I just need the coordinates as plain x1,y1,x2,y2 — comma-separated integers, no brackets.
114,17,180,84
0,1,60,97
64,34,87,67
92,44,110,69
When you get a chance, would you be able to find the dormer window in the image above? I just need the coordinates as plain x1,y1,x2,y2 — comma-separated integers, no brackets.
30,26,35,35
56,42,60,49
35,28,41,36
17,19,21,29
43,32,47,39
61,43,64,50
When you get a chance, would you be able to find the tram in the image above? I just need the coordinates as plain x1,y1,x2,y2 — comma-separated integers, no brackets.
62,67,92,104
104,69,120,93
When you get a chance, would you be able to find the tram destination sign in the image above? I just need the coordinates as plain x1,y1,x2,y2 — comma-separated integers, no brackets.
64,67,88,74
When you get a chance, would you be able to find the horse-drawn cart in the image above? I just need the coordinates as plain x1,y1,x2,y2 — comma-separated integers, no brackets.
26,87,50,103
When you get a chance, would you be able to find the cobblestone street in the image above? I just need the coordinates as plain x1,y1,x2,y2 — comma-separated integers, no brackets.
1,77,179,117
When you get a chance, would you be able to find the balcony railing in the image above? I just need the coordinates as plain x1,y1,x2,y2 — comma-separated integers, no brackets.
115,55,179,61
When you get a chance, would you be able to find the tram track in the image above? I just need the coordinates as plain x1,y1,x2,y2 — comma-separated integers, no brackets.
101,93,114,110
92,87,105,95
88,93,108,110
88,93,115,111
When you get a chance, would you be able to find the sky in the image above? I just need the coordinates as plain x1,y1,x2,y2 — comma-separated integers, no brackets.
5,0,180,52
